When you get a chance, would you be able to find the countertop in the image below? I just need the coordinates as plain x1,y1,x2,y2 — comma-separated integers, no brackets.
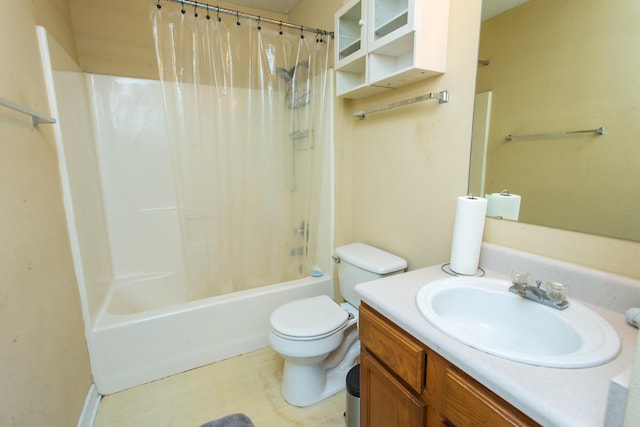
355,264,639,427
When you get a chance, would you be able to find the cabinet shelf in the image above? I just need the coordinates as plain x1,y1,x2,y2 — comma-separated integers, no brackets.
374,10,408,39
336,56,388,98
339,39,362,60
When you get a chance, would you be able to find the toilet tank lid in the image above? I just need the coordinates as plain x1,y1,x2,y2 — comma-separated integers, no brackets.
335,243,407,275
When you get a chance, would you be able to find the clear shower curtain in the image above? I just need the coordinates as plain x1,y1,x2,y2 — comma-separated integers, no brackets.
151,6,331,299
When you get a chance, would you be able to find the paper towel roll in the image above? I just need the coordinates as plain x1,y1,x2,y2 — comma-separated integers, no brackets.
486,191,521,221
449,195,488,275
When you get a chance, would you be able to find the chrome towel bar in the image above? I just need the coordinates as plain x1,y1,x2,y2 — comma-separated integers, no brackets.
0,97,56,127
506,126,605,141
352,90,449,120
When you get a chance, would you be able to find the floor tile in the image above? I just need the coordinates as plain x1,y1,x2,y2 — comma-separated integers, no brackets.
94,348,348,427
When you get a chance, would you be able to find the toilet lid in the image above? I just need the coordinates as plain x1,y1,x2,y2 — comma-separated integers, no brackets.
270,295,349,339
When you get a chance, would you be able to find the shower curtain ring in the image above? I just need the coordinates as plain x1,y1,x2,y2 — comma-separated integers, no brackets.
180,1,185,14
257,16,261,30
216,6,221,22
300,25,304,39
205,4,211,20
193,1,198,17
236,11,240,26
156,0,161,9
279,21,283,35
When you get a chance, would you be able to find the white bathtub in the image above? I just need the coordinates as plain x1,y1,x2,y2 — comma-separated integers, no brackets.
90,274,333,395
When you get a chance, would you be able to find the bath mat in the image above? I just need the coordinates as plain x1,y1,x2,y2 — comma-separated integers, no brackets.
199,413,254,427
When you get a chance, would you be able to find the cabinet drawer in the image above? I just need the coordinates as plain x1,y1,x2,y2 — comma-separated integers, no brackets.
359,304,425,393
443,367,539,427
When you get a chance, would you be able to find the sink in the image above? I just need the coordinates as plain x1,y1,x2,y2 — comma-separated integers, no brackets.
416,277,620,368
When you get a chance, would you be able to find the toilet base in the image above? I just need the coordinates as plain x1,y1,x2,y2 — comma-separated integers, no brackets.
280,332,360,407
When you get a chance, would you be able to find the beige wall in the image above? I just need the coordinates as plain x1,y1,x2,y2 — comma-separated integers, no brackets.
0,0,92,425
485,219,640,279
334,1,483,270
477,0,640,242
289,0,343,45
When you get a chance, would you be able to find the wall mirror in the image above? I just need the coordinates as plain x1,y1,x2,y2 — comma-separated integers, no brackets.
470,0,640,242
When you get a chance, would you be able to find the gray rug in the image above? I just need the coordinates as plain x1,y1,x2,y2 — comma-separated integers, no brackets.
199,413,254,427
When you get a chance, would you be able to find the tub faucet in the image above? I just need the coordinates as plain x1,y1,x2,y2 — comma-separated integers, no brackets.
295,221,306,235
509,271,569,310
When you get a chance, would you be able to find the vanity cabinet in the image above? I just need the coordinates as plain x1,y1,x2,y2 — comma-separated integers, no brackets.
359,303,540,427
334,0,450,98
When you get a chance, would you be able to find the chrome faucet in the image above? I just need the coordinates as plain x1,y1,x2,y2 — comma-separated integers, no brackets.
509,271,569,310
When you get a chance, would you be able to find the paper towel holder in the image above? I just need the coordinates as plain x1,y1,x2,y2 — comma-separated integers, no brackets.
441,263,486,277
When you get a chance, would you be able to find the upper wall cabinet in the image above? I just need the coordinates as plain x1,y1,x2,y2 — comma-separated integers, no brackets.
335,0,450,99
336,0,367,68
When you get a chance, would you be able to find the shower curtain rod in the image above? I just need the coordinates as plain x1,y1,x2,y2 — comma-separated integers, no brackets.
163,0,334,38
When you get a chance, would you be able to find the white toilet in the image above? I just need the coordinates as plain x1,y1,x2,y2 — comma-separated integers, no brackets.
269,242,407,407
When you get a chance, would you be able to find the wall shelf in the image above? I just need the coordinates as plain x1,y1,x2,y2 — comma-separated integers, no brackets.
335,0,450,98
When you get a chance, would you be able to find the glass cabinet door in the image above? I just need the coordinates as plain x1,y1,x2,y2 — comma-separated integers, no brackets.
371,0,410,42
337,0,366,65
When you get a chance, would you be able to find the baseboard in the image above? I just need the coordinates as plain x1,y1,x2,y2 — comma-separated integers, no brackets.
77,384,102,427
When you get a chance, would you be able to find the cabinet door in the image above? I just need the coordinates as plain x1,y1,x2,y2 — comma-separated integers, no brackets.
335,0,366,68
361,350,426,427
369,0,412,49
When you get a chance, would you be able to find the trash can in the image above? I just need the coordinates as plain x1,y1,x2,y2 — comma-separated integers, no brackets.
346,364,360,427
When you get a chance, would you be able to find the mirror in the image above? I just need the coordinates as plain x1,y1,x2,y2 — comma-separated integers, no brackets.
470,0,640,242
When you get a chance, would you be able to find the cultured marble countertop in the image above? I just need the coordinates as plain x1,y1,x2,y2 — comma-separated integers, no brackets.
355,264,639,427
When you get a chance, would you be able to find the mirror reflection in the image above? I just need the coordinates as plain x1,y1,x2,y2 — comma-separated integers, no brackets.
471,0,640,242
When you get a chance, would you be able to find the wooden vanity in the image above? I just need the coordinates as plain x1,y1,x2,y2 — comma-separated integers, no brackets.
353,248,639,427
359,302,539,426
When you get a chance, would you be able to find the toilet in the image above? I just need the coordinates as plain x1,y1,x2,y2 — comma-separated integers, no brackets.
269,242,407,407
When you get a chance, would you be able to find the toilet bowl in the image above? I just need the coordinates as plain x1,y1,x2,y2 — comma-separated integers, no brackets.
269,243,407,407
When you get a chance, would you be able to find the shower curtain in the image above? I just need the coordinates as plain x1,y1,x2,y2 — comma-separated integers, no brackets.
151,5,331,299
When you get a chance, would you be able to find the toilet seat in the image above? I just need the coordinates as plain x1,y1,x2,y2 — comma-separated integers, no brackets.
270,295,349,341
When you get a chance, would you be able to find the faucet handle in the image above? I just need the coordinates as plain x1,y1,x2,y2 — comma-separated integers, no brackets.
511,271,530,294
545,281,568,303
511,270,530,285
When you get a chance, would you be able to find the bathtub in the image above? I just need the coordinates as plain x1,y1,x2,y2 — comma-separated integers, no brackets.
90,274,333,395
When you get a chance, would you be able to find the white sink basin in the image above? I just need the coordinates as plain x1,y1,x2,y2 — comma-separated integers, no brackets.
416,277,620,368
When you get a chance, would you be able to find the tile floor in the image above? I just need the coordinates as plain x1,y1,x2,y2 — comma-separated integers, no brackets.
94,347,348,427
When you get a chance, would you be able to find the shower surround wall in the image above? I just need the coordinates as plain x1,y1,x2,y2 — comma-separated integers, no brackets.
89,75,189,305
38,27,334,394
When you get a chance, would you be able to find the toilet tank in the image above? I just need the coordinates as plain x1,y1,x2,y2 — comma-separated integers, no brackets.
335,243,407,307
